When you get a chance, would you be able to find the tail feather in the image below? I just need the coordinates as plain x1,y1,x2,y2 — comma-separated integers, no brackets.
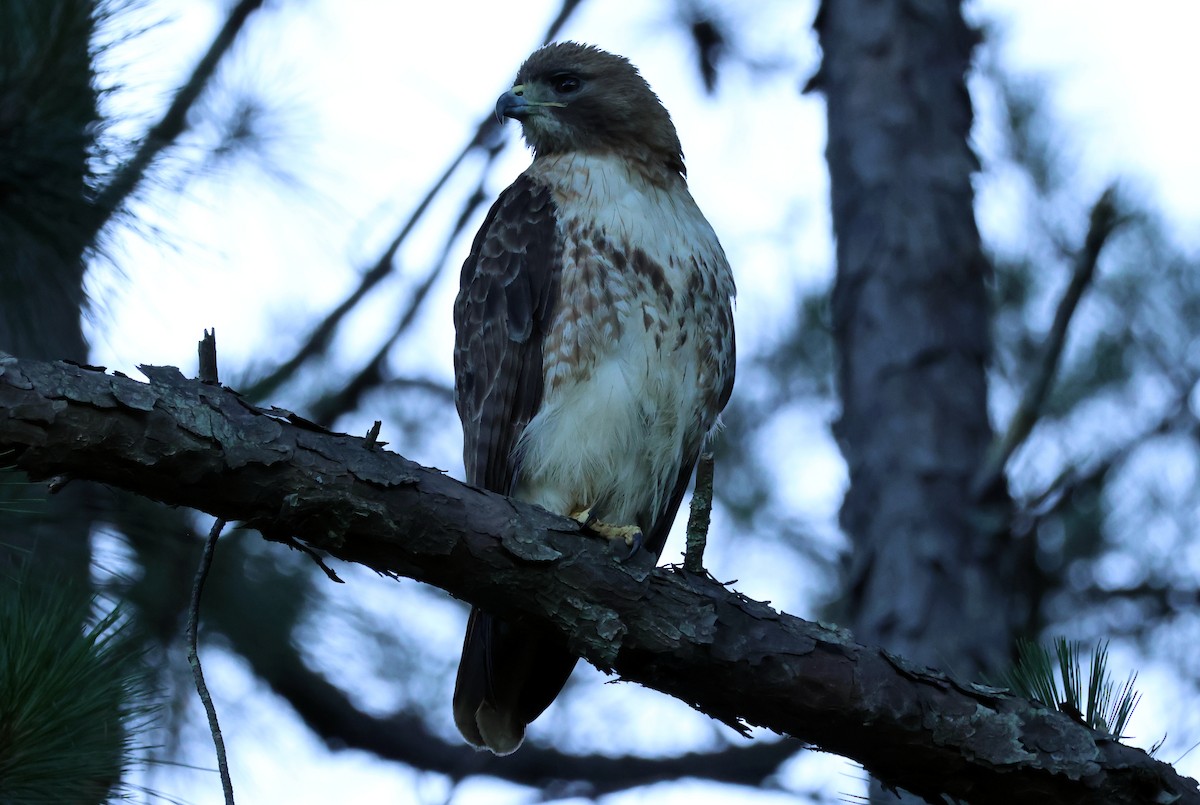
453,607,578,754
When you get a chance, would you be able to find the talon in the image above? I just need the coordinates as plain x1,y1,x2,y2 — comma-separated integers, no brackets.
620,530,644,563
570,509,643,559
589,520,641,546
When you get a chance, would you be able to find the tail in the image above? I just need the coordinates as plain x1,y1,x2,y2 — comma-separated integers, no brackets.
452,607,579,754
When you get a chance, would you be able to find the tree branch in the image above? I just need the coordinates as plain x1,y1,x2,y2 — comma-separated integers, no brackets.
90,0,266,237
186,517,234,804
239,641,799,795
0,353,1196,805
972,187,1122,499
303,178,493,426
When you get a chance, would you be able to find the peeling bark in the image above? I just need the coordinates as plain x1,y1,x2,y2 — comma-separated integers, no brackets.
0,353,1195,805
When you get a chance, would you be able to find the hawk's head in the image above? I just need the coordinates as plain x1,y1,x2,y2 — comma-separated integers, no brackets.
497,42,685,176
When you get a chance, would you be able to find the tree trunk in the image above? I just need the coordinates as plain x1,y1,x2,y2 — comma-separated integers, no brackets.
0,0,97,584
814,1,1020,800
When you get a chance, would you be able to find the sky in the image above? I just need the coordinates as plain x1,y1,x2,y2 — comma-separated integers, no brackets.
81,0,1200,802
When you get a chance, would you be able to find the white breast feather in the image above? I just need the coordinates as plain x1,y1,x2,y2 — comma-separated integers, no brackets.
514,153,734,532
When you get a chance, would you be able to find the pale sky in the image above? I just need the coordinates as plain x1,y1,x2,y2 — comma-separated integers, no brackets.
87,1,1200,802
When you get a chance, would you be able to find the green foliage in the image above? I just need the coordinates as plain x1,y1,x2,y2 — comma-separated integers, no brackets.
0,578,158,804
0,0,100,255
1002,637,1141,738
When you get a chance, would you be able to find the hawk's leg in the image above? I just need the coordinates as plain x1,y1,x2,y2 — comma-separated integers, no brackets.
570,508,644,559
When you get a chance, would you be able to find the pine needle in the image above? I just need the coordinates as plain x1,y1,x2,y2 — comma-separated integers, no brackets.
0,576,160,802
1001,637,1142,739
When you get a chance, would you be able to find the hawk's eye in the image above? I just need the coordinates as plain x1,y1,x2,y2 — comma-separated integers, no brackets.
551,74,582,94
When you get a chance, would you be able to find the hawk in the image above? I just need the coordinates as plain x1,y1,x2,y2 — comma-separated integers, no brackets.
452,42,736,755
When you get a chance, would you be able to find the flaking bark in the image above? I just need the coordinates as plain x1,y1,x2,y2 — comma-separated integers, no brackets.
0,353,1195,805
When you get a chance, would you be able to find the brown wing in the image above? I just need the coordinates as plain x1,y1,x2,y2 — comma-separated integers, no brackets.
642,270,736,558
454,174,559,494
453,174,574,755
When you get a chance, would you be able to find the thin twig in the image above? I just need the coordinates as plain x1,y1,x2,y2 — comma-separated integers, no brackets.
363,420,382,448
303,173,497,424
187,517,235,805
198,329,219,384
90,0,265,241
281,535,344,584
684,453,716,573
247,138,489,401
1015,375,1195,526
541,0,584,42
972,186,1122,499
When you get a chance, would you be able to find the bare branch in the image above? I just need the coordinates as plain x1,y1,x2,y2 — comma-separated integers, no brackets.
249,0,587,402
304,179,493,425
227,632,800,795
197,329,219,384
0,353,1196,805
1016,376,1196,525
684,452,714,573
973,187,1123,499
186,517,234,805
90,0,266,236
247,136,497,401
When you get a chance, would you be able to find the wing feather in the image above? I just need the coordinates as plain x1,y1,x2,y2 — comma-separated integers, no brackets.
454,174,559,494
453,176,571,754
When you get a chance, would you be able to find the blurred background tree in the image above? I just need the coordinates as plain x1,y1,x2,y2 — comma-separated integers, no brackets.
1,0,98,592
2,0,1199,802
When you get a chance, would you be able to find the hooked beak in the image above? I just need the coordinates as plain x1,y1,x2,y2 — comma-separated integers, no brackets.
496,86,529,121
495,84,565,122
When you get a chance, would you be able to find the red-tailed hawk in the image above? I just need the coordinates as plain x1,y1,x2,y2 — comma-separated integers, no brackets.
452,42,736,755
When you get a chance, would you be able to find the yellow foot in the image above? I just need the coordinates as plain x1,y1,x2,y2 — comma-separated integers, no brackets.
569,508,644,556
